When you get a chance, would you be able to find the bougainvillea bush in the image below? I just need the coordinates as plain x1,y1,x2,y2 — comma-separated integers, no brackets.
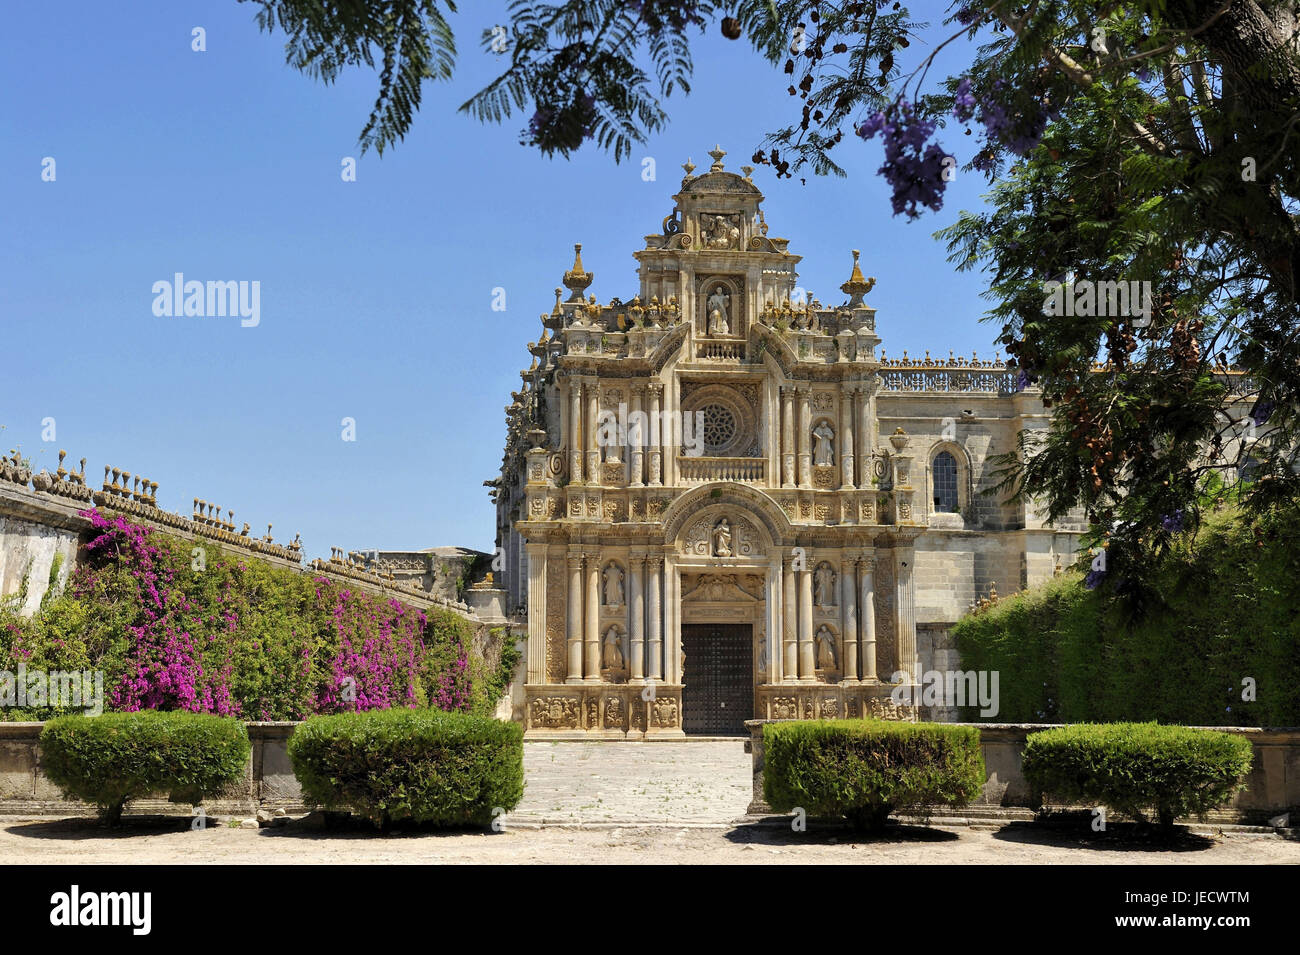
0,509,494,720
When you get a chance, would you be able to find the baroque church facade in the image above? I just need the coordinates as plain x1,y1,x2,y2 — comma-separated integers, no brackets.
488,147,1083,738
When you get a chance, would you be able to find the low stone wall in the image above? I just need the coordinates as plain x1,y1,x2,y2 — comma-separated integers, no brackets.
0,722,308,816
745,720,1300,824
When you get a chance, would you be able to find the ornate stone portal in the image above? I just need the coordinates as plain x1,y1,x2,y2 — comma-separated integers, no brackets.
488,145,1082,737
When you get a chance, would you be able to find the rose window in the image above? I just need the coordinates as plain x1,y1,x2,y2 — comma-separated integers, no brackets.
700,403,737,454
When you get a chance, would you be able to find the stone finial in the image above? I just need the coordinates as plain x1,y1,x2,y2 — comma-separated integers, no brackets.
552,287,563,317
839,249,877,307
681,158,696,179
708,144,726,172
741,165,753,181
562,244,593,302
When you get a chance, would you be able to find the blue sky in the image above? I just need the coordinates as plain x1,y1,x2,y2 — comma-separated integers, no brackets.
2,0,997,555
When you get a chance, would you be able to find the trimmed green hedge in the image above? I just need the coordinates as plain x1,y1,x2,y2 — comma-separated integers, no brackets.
1021,722,1254,829
288,708,524,827
40,711,251,823
954,507,1300,725
763,719,985,831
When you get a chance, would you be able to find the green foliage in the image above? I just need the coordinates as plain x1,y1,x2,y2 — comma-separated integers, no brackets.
762,719,984,831
288,707,524,827
954,507,1300,725
39,711,251,823
467,628,522,717
0,517,492,720
1021,722,1254,829
245,0,458,155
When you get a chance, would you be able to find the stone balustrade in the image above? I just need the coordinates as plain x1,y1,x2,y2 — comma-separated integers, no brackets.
677,456,765,485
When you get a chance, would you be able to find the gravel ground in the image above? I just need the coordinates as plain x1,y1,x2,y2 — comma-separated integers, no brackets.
2,817,1297,865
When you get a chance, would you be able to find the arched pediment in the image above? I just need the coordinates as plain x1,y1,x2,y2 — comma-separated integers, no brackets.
661,482,793,551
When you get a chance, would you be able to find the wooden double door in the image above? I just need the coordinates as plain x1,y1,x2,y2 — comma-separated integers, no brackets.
681,624,754,735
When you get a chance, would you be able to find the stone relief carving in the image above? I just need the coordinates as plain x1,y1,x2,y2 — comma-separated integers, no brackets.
532,697,579,728
700,213,741,250
681,513,760,557
545,561,567,682
651,696,679,727
772,696,797,719
605,696,626,729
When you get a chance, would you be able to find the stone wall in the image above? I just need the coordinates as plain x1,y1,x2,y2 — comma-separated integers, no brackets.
744,720,1300,825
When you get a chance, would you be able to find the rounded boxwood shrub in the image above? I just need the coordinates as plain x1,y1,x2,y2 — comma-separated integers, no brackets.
763,719,985,832
287,708,524,827
1021,722,1255,829
40,711,251,823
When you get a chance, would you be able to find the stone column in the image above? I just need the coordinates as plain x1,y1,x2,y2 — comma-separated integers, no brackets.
797,387,812,488
860,556,877,680
566,553,584,683
798,559,815,681
896,546,918,683
857,388,872,489
647,557,663,680
629,555,645,681
665,561,680,684
569,381,584,484
840,387,855,490
585,381,601,486
526,542,547,683
782,553,798,681
841,557,858,682
585,554,601,682
629,387,645,488
648,384,663,486
781,386,795,488
766,559,781,684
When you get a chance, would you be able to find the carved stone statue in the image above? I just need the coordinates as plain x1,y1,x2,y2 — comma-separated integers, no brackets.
602,562,624,607
814,563,837,608
813,421,836,466
712,517,732,557
816,625,837,669
603,626,624,670
706,286,731,336
701,214,739,250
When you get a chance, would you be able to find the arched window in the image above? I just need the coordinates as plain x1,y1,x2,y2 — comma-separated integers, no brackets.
933,451,959,513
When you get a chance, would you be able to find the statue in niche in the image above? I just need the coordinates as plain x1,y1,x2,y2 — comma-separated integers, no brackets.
603,626,625,670
814,563,837,608
813,421,836,466
706,286,731,336
712,517,733,557
602,562,625,607
816,625,837,669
